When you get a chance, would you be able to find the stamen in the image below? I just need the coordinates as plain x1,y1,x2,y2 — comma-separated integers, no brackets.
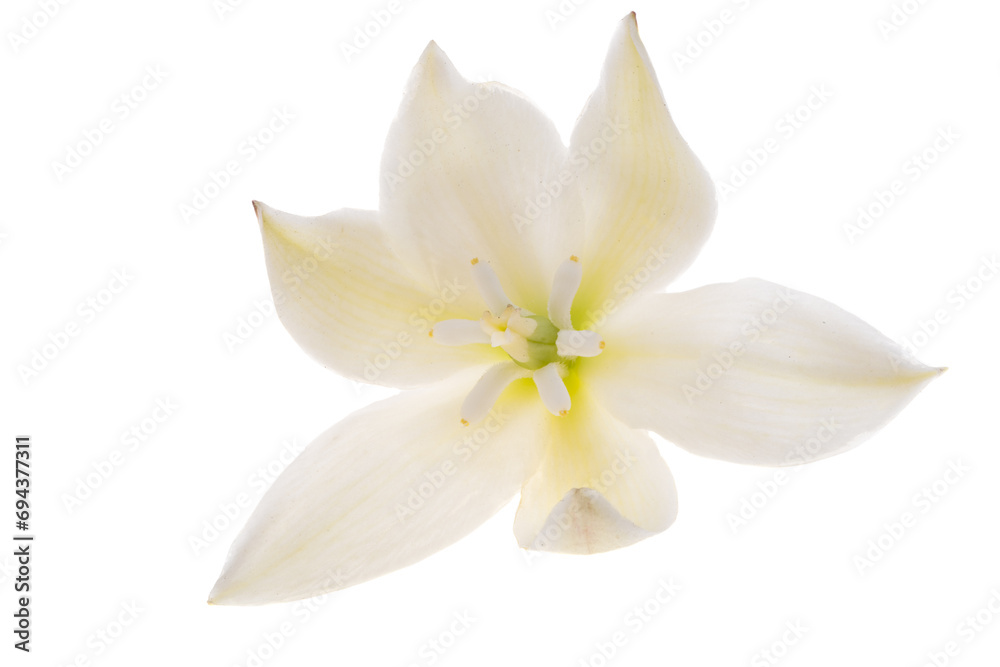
506,310,538,338
556,329,604,358
533,362,571,417
547,256,583,330
430,319,490,346
471,258,513,315
461,363,530,424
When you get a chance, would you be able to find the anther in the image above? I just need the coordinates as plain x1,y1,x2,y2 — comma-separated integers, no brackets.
533,362,571,417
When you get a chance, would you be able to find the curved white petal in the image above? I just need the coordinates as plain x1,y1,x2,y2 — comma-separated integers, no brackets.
571,14,717,322
514,391,678,554
256,201,503,388
209,375,545,605
379,42,584,316
586,279,945,466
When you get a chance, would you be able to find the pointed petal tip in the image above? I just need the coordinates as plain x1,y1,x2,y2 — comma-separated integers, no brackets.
205,576,260,607
617,11,640,39
417,39,452,70
420,39,440,58
920,365,948,382
206,587,223,607
207,575,232,606
608,10,651,67
408,39,463,96
898,359,948,383
251,199,270,229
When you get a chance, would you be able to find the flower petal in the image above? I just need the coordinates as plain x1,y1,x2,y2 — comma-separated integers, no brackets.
209,375,545,605
586,279,944,466
513,389,677,554
571,13,717,320
256,201,503,388
379,43,584,316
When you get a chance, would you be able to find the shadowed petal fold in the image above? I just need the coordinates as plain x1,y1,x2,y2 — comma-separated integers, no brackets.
586,279,944,466
513,389,678,554
209,374,545,605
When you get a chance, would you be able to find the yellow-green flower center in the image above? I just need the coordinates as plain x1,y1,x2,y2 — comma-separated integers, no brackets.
429,257,605,423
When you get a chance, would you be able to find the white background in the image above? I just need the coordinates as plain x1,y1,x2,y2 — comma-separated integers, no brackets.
3,0,999,665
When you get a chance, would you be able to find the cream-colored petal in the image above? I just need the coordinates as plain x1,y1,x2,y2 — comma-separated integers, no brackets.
379,43,584,316
256,201,502,388
431,319,490,346
209,374,545,605
570,14,717,322
556,329,604,358
586,279,944,466
514,389,677,554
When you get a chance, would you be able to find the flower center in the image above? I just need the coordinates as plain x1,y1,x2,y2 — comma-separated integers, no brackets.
479,304,560,370
430,256,604,423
